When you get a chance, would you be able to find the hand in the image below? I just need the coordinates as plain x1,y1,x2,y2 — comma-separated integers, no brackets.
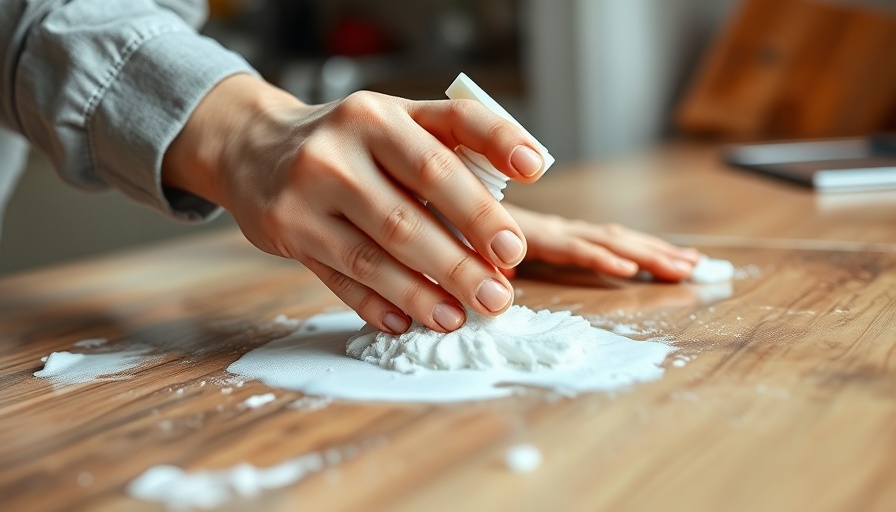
502,204,701,281
163,75,548,334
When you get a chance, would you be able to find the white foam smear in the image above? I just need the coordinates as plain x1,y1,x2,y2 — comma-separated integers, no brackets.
241,393,276,409
347,306,592,373
34,347,156,385
635,256,736,285
689,256,735,284
73,337,108,348
228,309,673,403
289,396,332,412
504,444,542,472
271,314,302,329
128,453,325,510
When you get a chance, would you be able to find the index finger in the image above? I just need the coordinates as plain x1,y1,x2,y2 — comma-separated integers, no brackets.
410,99,547,182
368,111,528,270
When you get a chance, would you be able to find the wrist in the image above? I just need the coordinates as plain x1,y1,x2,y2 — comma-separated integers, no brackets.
161,74,304,210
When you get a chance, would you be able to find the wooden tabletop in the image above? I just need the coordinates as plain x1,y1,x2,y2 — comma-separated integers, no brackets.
2,143,895,511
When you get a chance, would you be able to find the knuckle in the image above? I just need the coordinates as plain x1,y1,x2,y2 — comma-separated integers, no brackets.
401,281,426,311
446,253,476,285
569,218,589,229
486,120,518,145
467,198,497,227
339,91,385,120
591,246,614,264
353,291,378,316
381,203,424,246
565,237,589,256
327,269,358,296
644,252,665,267
418,150,457,188
344,241,383,281
448,99,479,121
543,214,566,230
604,223,626,236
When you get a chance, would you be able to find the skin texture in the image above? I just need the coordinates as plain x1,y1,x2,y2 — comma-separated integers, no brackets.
501,204,700,281
162,74,700,335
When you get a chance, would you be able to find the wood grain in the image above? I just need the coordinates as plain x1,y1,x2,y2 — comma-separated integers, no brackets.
2,143,895,511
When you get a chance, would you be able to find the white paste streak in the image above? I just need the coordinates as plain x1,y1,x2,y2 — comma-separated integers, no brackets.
227,308,673,403
346,306,595,374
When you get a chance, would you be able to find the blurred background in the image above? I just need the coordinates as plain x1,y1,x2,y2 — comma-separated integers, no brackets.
1,0,894,275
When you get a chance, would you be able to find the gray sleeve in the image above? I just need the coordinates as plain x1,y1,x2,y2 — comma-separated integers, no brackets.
0,0,259,221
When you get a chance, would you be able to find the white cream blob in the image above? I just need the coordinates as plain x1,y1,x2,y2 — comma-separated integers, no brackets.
241,393,276,409
34,348,155,385
128,453,325,510
227,309,674,403
346,306,592,373
635,256,736,285
690,256,735,284
504,444,542,472
73,337,108,348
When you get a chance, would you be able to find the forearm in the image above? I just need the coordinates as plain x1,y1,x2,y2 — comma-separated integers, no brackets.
161,74,309,212
1,0,257,220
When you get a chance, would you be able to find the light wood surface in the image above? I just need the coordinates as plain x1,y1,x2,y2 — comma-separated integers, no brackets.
2,143,895,511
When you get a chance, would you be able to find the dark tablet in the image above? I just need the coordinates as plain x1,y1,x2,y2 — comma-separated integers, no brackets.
723,134,896,192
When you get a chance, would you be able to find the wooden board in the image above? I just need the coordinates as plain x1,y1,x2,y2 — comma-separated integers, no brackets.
675,0,896,140
1,144,896,511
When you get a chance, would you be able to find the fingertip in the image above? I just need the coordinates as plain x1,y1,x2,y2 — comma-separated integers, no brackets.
681,247,703,264
382,311,411,335
614,259,640,277
475,277,514,314
643,258,695,282
661,259,695,282
510,145,544,179
490,229,526,267
432,301,466,332
673,259,695,273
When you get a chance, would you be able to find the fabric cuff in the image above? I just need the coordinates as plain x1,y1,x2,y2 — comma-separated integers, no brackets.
88,31,258,222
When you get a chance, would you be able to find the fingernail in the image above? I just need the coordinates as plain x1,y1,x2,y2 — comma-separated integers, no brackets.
682,248,702,261
510,146,543,177
617,259,639,274
476,278,512,312
491,230,524,265
673,260,694,272
383,312,410,334
433,302,465,331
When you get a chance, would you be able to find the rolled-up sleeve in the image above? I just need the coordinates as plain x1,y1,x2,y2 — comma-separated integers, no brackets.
0,0,258,221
